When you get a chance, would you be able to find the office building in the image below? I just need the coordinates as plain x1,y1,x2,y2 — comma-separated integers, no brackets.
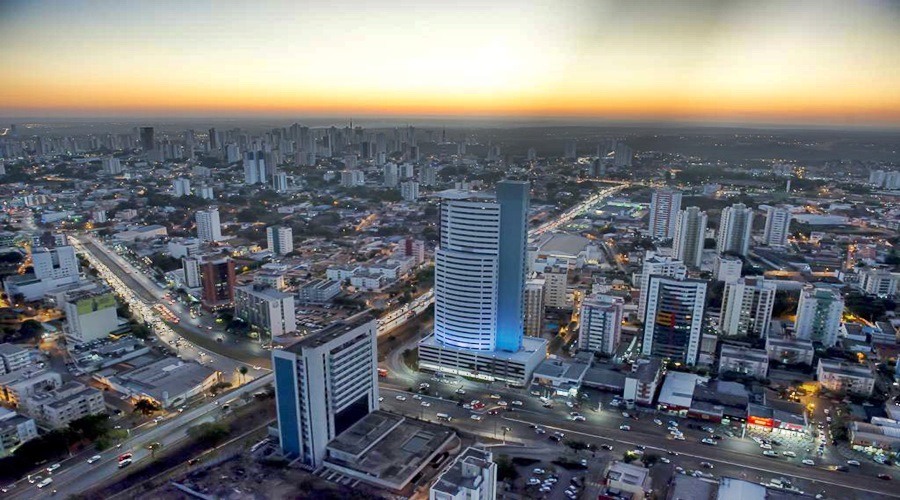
763,205,792,247
672,206,707,268
421,164,437,186
200,256,236,310
298,279,340,304
419,181,547,385
182,257,201,288
195,207,222,243
430,447,497,500
234,284,296,338
243,151,266,184
720,276,776,338
341,170,365,187
714,255,742,283
63,288,119,343
401,180,420,201
383,163,399,187
648,189,682,239
717,203,754,256
33,246,79,282
817,359,875,396
267,225,293,256
139,126,154,151
524,278,545,337
273,316,378,468
637,252,687,319
578,294,624,355
795,286,843,347
641,276,707,365
172,177,191,197
542,265,569,309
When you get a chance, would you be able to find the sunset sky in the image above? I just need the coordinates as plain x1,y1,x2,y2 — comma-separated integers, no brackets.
1,0,899,126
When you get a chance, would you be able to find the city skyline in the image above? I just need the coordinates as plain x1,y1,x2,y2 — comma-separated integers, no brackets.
1,0,900,127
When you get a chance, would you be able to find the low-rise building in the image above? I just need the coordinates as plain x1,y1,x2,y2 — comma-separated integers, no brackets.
429,447,496,500
718,345,769,379
0,408,38,457
816,359,875,396
101,358,220,408
0,344,31,374
234,284,297,338
530,352,592,397
326,265,361,281
849,421,900,452
765,335,815,366
25,381,105,429
602,461,651,499
298,279,341,304
0,368,62,407
623,357,664,407
350,272,386,291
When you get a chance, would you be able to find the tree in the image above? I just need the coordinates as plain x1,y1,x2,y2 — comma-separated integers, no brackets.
494,454,519,482
210,381,233,395
187,422,230,447
133,398,161,416
239,366,248,384
18,319,43,339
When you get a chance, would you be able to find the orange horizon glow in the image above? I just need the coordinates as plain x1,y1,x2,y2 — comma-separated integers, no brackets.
2,0,900,126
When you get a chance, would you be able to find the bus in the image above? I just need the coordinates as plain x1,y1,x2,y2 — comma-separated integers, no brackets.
377,368,388,378
436,413,452,422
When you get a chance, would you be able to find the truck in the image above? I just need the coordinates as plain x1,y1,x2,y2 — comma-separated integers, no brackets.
436,413,452,421
377,368,388,378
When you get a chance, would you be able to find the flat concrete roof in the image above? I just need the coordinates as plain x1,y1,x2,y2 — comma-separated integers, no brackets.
287,314,374,353
535,232,592,257
659,371,707,409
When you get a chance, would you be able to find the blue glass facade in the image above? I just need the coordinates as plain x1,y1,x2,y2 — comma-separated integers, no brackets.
495,180,529,352
274,356,300,457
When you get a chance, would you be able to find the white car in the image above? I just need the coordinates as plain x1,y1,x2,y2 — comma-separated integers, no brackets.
802,459,816,466
378,397,384,402
420,401,431,407
847,460,861,466
659,457,671,464
512,400,523,406
782,451,796,457
533,468,545,474
37,478,53,489
619,425,631,431
412,394,423,400
673,434,685,440
654,419,663,425
395,395,407,401
87,455,102,464
701,438,717,445
759,443,773,450
46,464,60,473
497,401,508,407
490,394,501,399
528,478,541,485
456,388,466,395
470,414,483,421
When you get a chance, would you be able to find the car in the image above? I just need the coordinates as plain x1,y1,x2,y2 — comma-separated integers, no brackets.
601,444,614,451
654,419,663,425
420,401,431,407
580,458,588,466
395,395,407,401
533,468,545,474
462,404,472,409
412,394,423,400
668,426,679,432
28,475,42,484
37,478,53,489
622,412,630,418
700,462,714,469
419,383,430,389
619,424,631,431
46,463,60,473
497,400,508,407
456,388,466,395
802,459,816,466
539,486,551,493
528,478,541,485
878,474,892,480
668,420,679,427
782,451,797,457
760,443,773,450
763,450,779,457
87,455,102,464
490,394,501,399
470,414,483,421
847,460,861,466
659,457,671,464
512,400,523,406
535,427,546,434
488,410,499,415
673,434,685,440
573,415,586,422
701,438,717,445
118,458,132,468
378,397,384,402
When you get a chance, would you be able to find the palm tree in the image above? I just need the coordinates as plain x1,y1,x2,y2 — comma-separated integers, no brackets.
239,366,248,385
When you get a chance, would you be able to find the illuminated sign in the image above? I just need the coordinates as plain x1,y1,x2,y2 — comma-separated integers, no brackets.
748,415,774,428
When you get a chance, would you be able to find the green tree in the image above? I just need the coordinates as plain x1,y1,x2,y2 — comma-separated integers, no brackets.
133,398,161,416
239,366,248,384
494,454,519,482
187,422,230,447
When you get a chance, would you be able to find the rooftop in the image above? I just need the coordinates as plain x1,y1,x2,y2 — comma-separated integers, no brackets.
287,314,375,353
114,357,217,401
818,359,874,378
0,343,28,357
720,345,768,363
606,461,650,487
431,447,493,496
535,232,592,257
659,371,708,409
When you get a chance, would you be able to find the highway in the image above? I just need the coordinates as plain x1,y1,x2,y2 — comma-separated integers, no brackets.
531,184,627,236
7,375,272,499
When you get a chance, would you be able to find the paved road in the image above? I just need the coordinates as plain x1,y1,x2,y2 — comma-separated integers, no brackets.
6,375,273,499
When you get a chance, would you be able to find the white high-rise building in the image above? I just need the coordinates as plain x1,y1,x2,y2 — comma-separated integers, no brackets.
720,276,776,338
430,447,497,500
542,266,569,309
197,185,214,200
860,268,900,297
182,257,201,288
173,177,191,197
717,203,754,256
195,207,222,243
267,225,293,256
524,278,545,337
795,286,843,347
637,251,687,319
32,246,79,283
63,288,119,343
648,189,682,239
101,156,123,175
673,206,707,268
714,255,743,283
273,171,288,192
763,205,792,247
401,180,420,201
234,284,296,337
383,163,399,187
578,294,624,355
340,170,365,187
641,276,707,365
421,164,437,186
399,163,414,179
243,151,266,184
273,316,378,468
